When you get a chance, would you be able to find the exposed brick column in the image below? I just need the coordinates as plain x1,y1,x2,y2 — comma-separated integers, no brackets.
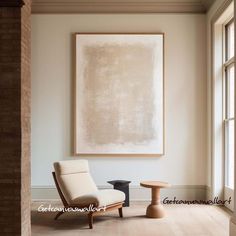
21,0,31,235
0,0,31,235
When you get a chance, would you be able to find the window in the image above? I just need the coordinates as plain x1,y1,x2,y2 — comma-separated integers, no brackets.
224,19,235,189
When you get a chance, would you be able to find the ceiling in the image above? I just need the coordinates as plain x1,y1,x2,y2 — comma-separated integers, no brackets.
32,0,216,14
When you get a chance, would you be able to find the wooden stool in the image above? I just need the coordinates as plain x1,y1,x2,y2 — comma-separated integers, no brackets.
140,181,170,218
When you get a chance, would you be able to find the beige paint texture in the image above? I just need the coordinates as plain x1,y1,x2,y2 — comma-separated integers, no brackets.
75,35,164,154
83,44,155,144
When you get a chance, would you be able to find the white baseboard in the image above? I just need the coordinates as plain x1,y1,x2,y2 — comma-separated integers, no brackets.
32,185,207,202
206,185,212,200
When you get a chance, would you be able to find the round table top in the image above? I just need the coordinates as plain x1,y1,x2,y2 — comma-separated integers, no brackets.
140,181,171,188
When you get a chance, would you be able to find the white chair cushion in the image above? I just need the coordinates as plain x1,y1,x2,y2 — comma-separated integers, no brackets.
71,189,125,207
54,160,89,175
54,160,98,205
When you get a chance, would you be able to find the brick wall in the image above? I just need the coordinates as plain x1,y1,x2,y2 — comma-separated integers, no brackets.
21,0,31,235
0,0,31,235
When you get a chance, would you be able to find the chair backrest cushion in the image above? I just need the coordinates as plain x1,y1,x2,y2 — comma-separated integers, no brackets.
54,160,97,205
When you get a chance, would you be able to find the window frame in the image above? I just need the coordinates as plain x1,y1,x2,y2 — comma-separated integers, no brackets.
223,17,235,190
225,18,234,62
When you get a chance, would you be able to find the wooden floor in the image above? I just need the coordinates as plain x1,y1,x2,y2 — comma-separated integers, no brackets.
31,202,232,236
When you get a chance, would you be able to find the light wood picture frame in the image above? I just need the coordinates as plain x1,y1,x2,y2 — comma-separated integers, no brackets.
74,33,164,155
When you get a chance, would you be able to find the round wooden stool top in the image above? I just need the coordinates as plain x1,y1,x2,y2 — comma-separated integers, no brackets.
140,181,171,189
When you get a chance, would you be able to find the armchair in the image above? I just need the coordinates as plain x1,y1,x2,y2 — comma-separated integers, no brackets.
53,159,125,229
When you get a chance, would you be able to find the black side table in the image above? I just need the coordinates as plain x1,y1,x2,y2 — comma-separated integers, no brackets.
107,180,131,207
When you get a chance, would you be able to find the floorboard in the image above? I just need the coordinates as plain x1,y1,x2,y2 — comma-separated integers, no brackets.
31,201,232,236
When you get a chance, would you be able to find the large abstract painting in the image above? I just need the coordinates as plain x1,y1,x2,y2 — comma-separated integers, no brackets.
74,33,164,155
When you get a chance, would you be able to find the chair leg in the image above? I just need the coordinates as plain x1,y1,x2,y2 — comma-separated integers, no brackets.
88,212,93,229
118,207,123,218
54,211,64,220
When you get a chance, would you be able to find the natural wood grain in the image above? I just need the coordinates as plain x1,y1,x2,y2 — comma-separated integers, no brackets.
140,181,171,188
140,181,170,218
31,202,232,236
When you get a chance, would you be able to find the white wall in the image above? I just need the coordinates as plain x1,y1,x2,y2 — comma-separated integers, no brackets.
31,14,207,188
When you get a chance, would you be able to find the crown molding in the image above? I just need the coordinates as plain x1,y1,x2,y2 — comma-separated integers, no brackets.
0,0,24,7
32,0,207,14
200,0,215,10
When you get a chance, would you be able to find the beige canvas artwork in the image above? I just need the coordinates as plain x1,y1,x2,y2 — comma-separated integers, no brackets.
75,34,164,154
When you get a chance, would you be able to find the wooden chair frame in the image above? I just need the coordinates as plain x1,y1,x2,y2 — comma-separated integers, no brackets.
52,172,124,229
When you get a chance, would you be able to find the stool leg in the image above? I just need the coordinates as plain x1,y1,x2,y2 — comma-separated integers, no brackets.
146,187,165,218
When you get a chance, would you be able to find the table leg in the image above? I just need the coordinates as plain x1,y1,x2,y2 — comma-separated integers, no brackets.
146,187,165,218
